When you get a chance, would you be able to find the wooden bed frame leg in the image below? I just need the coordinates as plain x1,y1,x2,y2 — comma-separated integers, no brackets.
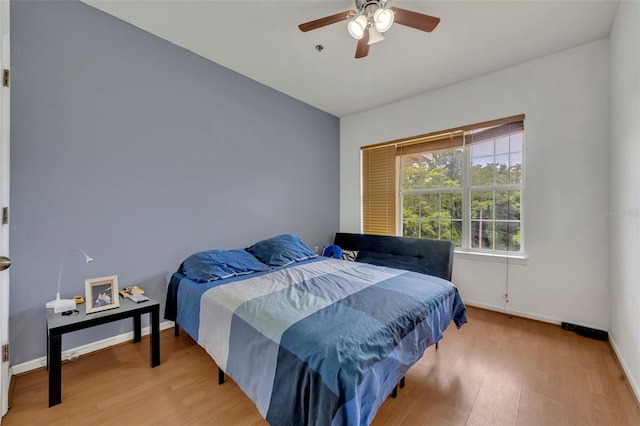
174,322,180,337
435,341,439,349
391,384,398,399
218,367,225,385
400,376,405,389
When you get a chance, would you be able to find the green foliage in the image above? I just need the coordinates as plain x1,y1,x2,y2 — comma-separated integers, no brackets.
401,146,522,252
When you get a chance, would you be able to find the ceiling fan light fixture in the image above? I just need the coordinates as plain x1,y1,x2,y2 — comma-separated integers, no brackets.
373,7,394,33
347,14,368,40
367,27,385,45
297,1,441,59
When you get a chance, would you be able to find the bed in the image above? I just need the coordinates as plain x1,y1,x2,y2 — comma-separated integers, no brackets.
165,234,466,426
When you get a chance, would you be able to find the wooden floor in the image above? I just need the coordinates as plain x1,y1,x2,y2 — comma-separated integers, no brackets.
4,307,639,425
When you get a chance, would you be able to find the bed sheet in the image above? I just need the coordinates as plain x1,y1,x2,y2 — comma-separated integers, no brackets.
168,257,466,425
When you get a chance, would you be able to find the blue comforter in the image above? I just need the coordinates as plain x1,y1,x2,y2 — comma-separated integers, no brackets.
172,257,467,425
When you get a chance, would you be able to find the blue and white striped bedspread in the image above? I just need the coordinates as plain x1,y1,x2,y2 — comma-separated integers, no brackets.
178,257,467,426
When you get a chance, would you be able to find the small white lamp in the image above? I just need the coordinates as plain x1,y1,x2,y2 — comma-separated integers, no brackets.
46,248,93,313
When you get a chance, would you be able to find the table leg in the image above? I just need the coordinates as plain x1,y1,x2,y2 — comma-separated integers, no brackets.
46,329,50,371
150,305,160,367
133,313,142,343
48,333,62,407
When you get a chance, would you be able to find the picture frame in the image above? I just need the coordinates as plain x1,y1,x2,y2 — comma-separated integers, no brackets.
85,275,120,314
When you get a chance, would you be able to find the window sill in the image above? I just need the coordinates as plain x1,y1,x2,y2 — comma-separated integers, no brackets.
454,250,528,265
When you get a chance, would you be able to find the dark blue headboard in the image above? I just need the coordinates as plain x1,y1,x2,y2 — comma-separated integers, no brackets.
333,233,454,281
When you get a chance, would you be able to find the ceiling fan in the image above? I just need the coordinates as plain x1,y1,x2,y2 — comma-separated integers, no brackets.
298,0,440,59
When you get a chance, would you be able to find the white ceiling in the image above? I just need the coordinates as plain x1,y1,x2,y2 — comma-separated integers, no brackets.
83,0,620,117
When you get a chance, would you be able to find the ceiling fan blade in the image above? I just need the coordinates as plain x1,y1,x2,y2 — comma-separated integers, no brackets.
298,10,356,32
390,7,440,32
355,31,370,59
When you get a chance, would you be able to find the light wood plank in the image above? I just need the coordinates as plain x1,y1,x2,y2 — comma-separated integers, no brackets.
4,307,639,425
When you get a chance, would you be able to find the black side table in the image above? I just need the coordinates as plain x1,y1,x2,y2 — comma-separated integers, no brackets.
46,297,160,407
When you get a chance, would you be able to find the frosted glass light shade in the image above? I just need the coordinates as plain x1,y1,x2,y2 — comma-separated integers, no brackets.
348,14,368,40
374,8,394,33
367,27,385,45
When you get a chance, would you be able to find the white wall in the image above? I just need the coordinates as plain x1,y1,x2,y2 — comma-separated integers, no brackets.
609,0,640,402
341,40,610,329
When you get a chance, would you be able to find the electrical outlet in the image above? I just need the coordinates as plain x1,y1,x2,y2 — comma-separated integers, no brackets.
503,293,509,303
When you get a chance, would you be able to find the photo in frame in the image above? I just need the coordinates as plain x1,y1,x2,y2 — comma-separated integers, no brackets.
85,275,120,314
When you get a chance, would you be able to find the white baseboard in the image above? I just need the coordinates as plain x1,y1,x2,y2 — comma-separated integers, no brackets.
463,300,564,325
609,333,640,406
11,320,175,376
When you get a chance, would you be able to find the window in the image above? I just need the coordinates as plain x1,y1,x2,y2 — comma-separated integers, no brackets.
400,147,464,246
362,115,524,254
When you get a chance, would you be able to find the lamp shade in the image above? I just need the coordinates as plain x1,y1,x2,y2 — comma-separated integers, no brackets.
374,8,394,33
367,27,386,45
347,14,368,40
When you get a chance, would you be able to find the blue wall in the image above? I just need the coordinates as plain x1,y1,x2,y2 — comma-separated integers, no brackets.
9,1,339,364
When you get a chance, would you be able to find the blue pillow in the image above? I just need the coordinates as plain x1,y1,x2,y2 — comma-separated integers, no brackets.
183,249,270,282
247,234,317,267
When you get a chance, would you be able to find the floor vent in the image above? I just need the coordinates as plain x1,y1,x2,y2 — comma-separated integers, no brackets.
561,322,608,341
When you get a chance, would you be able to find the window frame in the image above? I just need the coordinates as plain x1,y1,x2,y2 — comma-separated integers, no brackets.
362,114,525,256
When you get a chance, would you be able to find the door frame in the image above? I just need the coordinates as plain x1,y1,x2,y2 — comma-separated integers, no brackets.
0,0,10,418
